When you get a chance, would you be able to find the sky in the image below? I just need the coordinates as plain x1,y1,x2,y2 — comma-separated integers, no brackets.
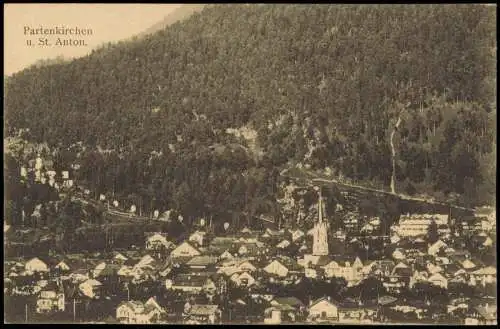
4,3,183,76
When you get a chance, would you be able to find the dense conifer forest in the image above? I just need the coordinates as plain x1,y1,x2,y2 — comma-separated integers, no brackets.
4,4,496,228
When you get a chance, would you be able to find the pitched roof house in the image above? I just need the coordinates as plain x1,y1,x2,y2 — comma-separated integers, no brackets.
166,274,216,293
146,233,172,251
230,271,257,287
189,231,208,247
36,280,65,314
25,257,49,273
186,255,219,270
264,257,302,278
185,304,221,324
307,297,339,322
427,272,448,289
170,242,201,259
78,278,103,299
116,297,166,324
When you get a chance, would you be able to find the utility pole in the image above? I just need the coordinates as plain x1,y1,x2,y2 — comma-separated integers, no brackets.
73,298,76,322
25,303,28,323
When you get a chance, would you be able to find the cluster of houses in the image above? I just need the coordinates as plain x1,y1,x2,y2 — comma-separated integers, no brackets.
19,154,75,190
4,202,497,324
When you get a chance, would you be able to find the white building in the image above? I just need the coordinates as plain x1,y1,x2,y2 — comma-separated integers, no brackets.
393,214,449,237
146,233,172,251
79,279,102,299
308,297,339,322
25,257,49,273
116,298,165,324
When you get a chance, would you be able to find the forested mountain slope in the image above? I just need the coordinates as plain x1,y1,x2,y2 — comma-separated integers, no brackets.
4,4,496,224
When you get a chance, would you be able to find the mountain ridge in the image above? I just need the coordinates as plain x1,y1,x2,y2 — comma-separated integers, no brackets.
137,4,207,38
4,4,496,223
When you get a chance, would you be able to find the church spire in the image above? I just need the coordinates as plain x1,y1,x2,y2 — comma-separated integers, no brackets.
313,186,329,256
318,189,324,223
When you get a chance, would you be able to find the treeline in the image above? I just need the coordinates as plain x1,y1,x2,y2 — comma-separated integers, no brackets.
4,4,496,224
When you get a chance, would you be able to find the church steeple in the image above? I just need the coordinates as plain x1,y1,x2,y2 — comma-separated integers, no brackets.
313,187,329,256
318,189,324,223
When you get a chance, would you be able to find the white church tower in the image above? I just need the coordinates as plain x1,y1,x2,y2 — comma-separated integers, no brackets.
312,187,329,256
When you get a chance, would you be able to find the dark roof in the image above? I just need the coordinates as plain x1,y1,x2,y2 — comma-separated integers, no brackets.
172,256,195,265
172,274,212,287
55,259,87,271
392,266,412,277
186,256,218,267
275,256,301,271
237,243,267,255
123,259,137,266
315,255,332,267
406,300,429,309
41,280,60,292
95,264,120,277
378,296,398,306
188,304,220,316
475,306,496,321
444,263,461,274
273,297,305,308
62,282,81,299
210,237,237,246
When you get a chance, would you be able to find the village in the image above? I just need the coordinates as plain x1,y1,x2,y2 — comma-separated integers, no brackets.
4,147,497,325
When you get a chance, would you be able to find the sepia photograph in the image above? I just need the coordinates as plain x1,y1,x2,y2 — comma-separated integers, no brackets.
3,3,497,325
